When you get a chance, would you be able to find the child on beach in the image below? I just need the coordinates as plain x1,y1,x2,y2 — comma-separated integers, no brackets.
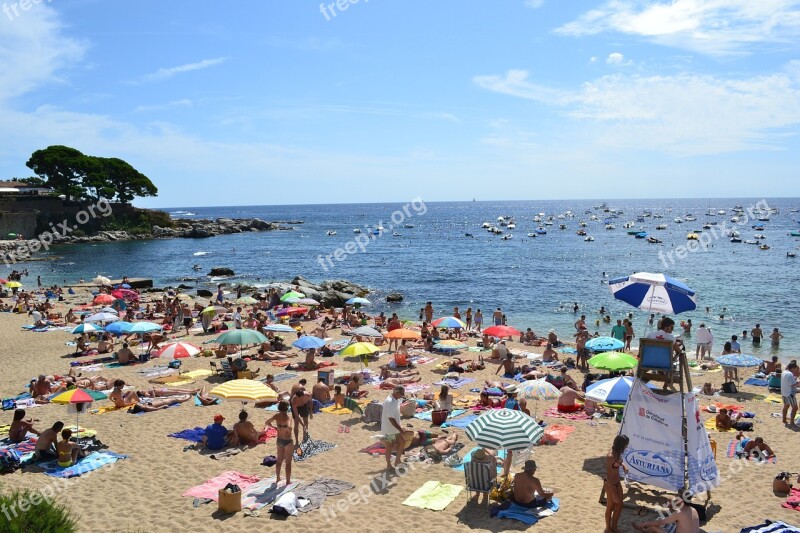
333,385,345,409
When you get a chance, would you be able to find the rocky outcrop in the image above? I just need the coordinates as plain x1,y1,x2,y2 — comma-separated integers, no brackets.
386,293,404,302
254,276,371,307
196,289,213,297
208,267,235,277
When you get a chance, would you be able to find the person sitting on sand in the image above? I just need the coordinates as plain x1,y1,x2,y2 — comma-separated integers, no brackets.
56,428,85,468
759,355,782,375
264,374,278,393
128,395,191,414
34,421,64,461
495,352,518,377
547,330,560,346
347,374,369,398
492,340,509,361
700,382,718,395
303,349,318,370
109,379,140,408
557,386,584,413
116,343,138,365
97,333,114,354
312,377,331,404
9,409,40,443
513,460,554,508
30,375,65,402
541,343,559,363
200,414,231,450
75,333,91,353
735,432,775,459
633,503,700,532
230,410,265,446
503,384,521,410
333,385,346,408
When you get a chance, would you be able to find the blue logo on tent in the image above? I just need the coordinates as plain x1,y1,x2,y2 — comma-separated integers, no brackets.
700,455,717,481
626,450,673,477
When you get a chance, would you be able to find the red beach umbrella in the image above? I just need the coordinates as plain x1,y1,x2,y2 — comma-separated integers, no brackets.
93,294,116,305
276,307,308,317
484,325,521,338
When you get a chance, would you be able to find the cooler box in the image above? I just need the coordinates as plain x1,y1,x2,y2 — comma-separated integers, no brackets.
318,370,334,387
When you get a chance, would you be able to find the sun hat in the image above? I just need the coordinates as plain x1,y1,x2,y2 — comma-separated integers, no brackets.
524,460,537,472
473,448,487,461
505,384,518,394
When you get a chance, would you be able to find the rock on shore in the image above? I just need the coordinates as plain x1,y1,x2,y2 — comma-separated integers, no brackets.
263,276,371,307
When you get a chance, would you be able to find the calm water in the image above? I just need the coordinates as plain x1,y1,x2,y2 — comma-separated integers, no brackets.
29,198,800,359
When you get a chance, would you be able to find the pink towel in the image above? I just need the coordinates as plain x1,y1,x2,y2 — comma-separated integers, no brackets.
783,487,800,511
181,471,261,500
543,407,591,420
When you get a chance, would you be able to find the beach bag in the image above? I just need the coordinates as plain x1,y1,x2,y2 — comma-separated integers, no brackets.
0,450,21,474
262,455,277,467
490,475,513,502
431,409,449,426
2,398,16,411
774,472,795,495
734,421,754,431
721,381,737,394
400,401,416,418
168,360,181,369
218,484,242,513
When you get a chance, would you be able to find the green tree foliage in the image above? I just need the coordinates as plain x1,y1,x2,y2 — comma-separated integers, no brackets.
25,146,157,203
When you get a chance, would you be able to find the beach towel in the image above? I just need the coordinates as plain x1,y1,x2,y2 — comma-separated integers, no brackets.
783,488,800,513
401,384,431,394
433,377,475,389
704,402,744,413
149,375,190,385
269,372,298,383
704,417,735,433
402,481,463,511
495,498,560,525
321,405,352,415
408,356,437,365
543,407,590,421
293,434,335,462
360,441,386,455
92,404,127,415
259,427,278,443
181,369,213,379
0,437,37,464
79,363,106,373
344,397,364,415
540,425,577,445
182,471,261,501
414,409,467,422
441,414,480,429
137,366,174,378
241,478,302,510
742,520,800,532
745,377,769,387
294,477,355,513
41,451,128,478
194,393,220,406
0,426,9,436
163,379,195,387
764,395,784,404
453,447,507,472
726,439,777,463
169,427,206,443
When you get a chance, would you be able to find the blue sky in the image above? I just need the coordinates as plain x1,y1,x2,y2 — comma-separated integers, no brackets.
1,0,800,207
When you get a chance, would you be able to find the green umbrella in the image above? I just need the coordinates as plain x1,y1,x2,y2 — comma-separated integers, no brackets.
236,296,258,305
588,351,639,371
216,329,268,346
280,291,305,302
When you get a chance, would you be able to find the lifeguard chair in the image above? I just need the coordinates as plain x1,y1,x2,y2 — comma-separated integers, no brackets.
636,338,686,388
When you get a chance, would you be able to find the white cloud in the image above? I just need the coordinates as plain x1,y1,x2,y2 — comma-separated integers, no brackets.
556,0,800,56
524,0,545,8
131,57,228,84
134,99,194,113
475,69,800,155
590,56,598,63
606,52,625,64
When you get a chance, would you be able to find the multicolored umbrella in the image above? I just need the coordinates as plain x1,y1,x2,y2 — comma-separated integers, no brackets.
432,316,466,329
715,354,762,367
465,409,544,451
93,294,116,306
586,376,642,404
384,328,421,340
483,325,521,337
609,272,697,315
71,323,103,335
292,336,326,350
585,336,625,352
280,291,305,302
588,351,639,371
50,388,108,441
276,307,308,317
156,342,201,360
518,379,561,401
210,379,277,404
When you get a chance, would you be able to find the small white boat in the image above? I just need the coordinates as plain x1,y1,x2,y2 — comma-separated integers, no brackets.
730,216,739,223
605,224,615,230
482,222,491,228
788,252,797,257
584,236,594,241
392,231,402,237
326,230,337,236
674,217,683,223
754,234,766,240
527,233,537,238
685,214,697,222
745,240,758,245
501,234,513,240
579,221,587,227
508,223,516,229
718,210,727,215
353,228,361,233
656,224,667,230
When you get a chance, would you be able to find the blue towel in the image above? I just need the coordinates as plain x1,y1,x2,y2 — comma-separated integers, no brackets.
413,409,467,422
441,414,480,429
168,427,206,442
312,399,323,414
42,451,128,478
433,377,476,389
744,377,769,387
496,498,560,525
453,447,507,472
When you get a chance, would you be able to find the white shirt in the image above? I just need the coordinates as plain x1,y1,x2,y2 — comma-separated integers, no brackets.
730,341,741,353
647,330,675,342
695,327,712,345
381,394,401,436
31,310,42,324
781,370,797,397
233,312,242,328
436,395,453,412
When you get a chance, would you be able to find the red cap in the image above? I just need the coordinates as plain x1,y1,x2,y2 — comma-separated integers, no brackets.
213,414,225,423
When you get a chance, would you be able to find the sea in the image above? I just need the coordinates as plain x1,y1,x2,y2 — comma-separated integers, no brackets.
28,198,800,361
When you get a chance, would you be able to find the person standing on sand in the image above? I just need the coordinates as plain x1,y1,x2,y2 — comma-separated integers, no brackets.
694,323,712,360
493,308,503,326
604,435,629,533
266,401,293,484
624,319,634,352
453,307,461,320
216,284,224,305
474,309,483,332
291,389,313,443
381,385,410,469
424,302,433,324
781,362,799,427
465,308,473,330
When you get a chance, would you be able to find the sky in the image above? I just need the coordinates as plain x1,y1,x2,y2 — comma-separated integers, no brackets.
1,0,800,208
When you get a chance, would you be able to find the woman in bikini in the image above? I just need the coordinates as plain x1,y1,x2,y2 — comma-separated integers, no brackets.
56,428,84,468
605,434,630,533
266,401,293,484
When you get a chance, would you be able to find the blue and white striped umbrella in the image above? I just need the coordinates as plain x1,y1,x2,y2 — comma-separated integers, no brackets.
586,376,656,404
465,409,544,451
609,272,697,315
716,354,762,367
70,323,103,335
585,336,625,352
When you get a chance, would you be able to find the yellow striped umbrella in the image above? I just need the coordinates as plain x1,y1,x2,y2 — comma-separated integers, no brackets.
210,379,278,402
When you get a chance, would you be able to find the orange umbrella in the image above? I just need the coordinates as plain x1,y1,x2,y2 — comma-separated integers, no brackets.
385,328,421,340
93,294,116,305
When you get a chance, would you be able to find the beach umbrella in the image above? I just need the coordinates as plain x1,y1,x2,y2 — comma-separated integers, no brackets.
127,322,162,333
110,290,125,300
518,379,561,401
352,326,383,338
433,340,468,351
99,307,119,314
585,376,640,404
338,342,380,357
236,296,258,305
216,329,268,346
104,321,133,336
292,336,326,350
609,272,697,315
385,328,421,340
280,291,305,302
156,341,201,360
50,388,107,443
432,316,466,329
84,312,120,324
715,354,762,367
483,325,521,338
70,323,103,335
465,409,544,451
5,281,22,289
345,297,371,306
210,379,277,406
585,336,625,352
92,276,111,285
0,279,7,284
294,298,321,306
93,294,116,306
264,324,296,333
588,351,639,371
202,305,227,315
276,307,308,317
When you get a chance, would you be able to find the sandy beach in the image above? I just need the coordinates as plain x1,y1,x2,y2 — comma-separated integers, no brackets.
1,288,798,533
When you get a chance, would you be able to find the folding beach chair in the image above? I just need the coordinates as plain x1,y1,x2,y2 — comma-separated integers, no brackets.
464,461,496,506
